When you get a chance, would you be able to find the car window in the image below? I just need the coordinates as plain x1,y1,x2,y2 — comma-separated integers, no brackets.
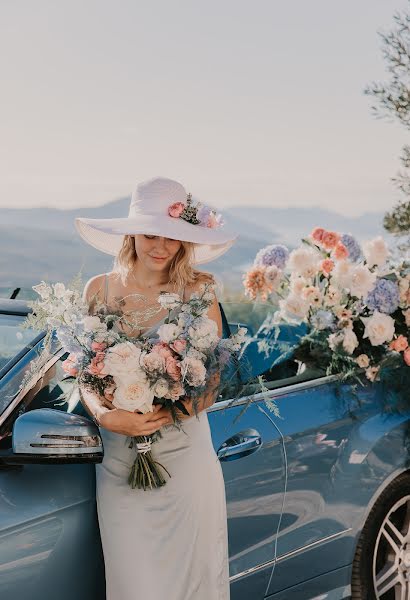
219,301,326,401
0,314,40,372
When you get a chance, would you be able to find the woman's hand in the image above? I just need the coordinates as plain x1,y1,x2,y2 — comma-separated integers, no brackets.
99,403,173,436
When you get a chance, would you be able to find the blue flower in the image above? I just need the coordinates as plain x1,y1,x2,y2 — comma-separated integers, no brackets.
56,326,84,354
254,244,289,269
340,234,361,262
365,278,400,314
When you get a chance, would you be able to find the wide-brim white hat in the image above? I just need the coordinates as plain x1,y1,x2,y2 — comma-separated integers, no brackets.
75,176,237,264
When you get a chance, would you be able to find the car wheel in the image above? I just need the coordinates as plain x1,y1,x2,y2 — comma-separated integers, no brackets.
352,473,410,599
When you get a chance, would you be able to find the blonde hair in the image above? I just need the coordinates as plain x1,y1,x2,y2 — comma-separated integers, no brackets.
113,235,214,291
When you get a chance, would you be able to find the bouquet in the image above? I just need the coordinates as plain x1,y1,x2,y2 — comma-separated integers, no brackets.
21,279,247,490
243,229,410,395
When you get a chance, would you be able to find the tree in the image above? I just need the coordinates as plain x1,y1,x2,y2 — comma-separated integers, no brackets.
364,4,410,252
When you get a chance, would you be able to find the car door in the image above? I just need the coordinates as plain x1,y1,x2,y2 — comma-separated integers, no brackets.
207,385,286,600
0,348,105,600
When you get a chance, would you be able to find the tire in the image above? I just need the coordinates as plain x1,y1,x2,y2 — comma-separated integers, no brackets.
352,472,410,599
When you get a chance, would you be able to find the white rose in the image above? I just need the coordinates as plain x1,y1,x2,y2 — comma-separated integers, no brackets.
288,247,320,278
279,294,310,322
342,329,359,354
264,265,283,291
363,236,389,268
158,292,182,311
82,315,105,332
157,323,183,343
101,341,145,378
152,378,170,398
113,379,155,413
361,311,395,346
348,265,377,298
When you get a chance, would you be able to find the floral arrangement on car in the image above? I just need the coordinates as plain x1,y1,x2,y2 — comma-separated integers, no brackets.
20,279,247,490
243,228,410,399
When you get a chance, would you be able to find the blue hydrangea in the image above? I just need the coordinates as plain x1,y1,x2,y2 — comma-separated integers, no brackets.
254,244,289,269
340,233,361,262
365,278,400,314
310,310,335,331
56,326,84,355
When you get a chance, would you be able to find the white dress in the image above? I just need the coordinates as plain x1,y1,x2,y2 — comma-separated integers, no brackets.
94,288,230,600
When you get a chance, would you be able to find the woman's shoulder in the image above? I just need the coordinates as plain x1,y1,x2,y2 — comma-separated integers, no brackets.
183,270,217,299
82,272,108,304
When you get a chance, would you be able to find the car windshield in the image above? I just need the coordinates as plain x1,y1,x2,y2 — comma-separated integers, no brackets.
0,314,40,373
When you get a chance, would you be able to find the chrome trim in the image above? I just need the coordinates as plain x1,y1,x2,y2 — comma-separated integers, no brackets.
229,528,352,583
208,374,339,414
0,348,65,427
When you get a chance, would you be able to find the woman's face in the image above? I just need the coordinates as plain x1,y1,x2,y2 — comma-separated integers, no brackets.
133,234,182,271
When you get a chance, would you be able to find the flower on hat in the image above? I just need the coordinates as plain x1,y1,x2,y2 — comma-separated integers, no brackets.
167,192,224,229
168,202,185,218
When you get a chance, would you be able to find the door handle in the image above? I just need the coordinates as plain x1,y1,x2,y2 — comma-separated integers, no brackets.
217,430,262,461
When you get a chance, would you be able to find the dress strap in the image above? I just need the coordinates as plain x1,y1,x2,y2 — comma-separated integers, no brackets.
104,273,108,304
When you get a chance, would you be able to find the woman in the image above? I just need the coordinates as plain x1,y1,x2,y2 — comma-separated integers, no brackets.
74,176,237,600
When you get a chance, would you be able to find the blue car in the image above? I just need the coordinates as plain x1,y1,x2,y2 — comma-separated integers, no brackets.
1,298,410,599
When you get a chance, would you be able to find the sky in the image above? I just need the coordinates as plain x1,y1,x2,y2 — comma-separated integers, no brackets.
0,0,409,216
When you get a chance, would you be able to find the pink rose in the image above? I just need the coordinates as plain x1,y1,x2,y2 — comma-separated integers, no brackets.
332,242,349,261
168,202,185,218
320,258,334,276
91,341,107,352
403,348,410,366
166,356,182,381
321,231,341,250
171,339,187,355
62,355,79,377
389,335,409,353
88,351,106,377
311,227,326,244
152,342,174,360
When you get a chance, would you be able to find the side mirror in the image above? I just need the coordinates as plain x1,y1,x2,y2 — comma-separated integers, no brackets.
0,408,103,465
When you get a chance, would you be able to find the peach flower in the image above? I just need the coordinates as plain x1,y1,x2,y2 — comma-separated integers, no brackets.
311,227,326,244
91,341,107,352
168,202,185,218
404,348,410,366
320,258,335,276
152,342,174,360
321,231,341,250
87,351,106,377
333,242,349,261
389,335,409,353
